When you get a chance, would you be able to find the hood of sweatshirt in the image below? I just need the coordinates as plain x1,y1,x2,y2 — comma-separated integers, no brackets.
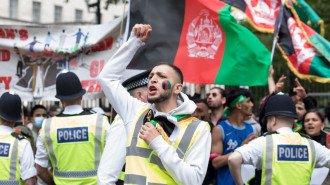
148,92,196,127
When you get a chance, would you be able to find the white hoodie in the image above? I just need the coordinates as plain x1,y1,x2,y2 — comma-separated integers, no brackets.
98,33,211,185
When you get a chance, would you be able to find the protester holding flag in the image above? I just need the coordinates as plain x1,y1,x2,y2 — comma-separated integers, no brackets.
98,24,211,185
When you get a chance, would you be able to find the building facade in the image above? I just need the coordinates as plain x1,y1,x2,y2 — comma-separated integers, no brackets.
0,0,127,25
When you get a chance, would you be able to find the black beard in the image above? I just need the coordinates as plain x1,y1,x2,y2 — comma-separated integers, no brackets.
209,104,222,110
148,91,171,104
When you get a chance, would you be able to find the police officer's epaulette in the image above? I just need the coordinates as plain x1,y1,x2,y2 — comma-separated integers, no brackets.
297,132,311,139
262,131,278,136
11,132,25,140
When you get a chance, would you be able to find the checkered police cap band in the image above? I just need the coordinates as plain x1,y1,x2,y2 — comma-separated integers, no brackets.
122,70,151,91
125,77,149,91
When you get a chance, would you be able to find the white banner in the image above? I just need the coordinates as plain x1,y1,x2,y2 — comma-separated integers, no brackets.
0,16,127,101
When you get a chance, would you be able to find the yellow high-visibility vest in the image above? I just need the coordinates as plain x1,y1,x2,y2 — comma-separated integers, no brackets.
124,107,207,185
0,132,23,185
41,113,106,185
261,133,316,185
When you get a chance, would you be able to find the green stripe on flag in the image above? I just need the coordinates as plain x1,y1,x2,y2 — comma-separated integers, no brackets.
309,34,330,61
293,0,324,36
309,56,330,78
214,5,271,86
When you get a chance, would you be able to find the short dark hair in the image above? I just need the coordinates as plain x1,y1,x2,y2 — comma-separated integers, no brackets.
154,63,183,84
210,87,226,98
31,105,47,116
226,88,253,107
193,98,209,107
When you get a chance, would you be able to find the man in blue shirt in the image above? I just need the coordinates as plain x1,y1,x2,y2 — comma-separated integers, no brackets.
211,88,257,185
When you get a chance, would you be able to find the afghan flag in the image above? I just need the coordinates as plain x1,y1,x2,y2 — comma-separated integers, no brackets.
277,5,330,83
292,0,324,36
221,0,282,33
128,0,271,86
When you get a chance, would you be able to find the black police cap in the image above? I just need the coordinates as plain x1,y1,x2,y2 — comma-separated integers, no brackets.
55,72,86,100
122,70,151,91
0,92,22,123
264,94,298,119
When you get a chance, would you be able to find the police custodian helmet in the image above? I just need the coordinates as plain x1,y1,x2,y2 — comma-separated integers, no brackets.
55,72,86,100
0,92,22,123
264,94,298,119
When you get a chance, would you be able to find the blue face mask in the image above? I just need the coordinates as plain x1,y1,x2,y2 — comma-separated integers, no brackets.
34,117,45,128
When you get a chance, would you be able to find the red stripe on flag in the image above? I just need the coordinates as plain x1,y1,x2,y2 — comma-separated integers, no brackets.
287,16,314,75
301,22,317,37
287,54,310,74
173,0,227,84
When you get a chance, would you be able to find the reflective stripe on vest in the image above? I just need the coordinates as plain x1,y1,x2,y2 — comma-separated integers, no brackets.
0,180,19,185
44,114,104,178
0,134,20,185
262,134,316,185
264,135,273,185
124,174,167,185
9,139,18,181
125,108,201,184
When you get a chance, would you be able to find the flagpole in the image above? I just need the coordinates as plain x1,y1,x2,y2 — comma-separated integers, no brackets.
270,0,285,62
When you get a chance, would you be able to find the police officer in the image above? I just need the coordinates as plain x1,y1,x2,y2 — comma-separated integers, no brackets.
35,72,110,185
98,70,150,185
228,94,330,185
0,92,36,185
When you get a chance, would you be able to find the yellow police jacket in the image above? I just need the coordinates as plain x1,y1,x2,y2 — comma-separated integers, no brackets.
0,132,24,185
261,133,316,185
41,113,107,185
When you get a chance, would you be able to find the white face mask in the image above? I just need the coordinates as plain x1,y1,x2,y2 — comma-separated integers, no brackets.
34,117,45,128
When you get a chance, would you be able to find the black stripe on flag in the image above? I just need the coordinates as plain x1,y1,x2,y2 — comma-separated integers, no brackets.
277,7,295,56
128,0,185,69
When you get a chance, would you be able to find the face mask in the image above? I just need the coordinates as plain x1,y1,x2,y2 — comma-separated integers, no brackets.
34,117,45,128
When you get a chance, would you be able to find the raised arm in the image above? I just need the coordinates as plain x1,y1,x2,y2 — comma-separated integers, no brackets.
98,24,152,126
268,65,275,94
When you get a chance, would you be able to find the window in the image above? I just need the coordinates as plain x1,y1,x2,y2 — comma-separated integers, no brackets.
75,9,83,22
32,1,41,22
54,5,62,23
9,0,18,19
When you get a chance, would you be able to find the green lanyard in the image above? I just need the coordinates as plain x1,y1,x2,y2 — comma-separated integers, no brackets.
150,114,191,126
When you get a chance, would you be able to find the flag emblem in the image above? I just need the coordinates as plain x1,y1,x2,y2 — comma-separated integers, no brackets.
245,0,280,25
186,9,222,59
288,17,316,66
